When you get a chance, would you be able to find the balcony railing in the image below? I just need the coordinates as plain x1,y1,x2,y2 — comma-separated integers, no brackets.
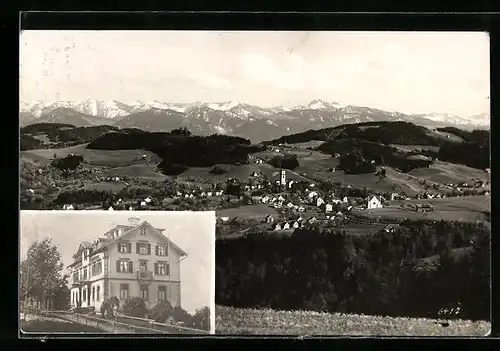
136,271,153,281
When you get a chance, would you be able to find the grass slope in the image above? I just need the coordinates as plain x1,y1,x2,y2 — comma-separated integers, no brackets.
215,305,490,336
22,144,161,167
354,195,490,223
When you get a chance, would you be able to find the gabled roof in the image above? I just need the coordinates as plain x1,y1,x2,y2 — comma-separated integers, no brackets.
69,221,187,267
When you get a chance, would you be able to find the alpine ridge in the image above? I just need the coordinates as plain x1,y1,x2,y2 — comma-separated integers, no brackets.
20,99,490,142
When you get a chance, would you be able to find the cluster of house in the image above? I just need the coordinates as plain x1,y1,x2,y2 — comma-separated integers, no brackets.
265,211,348,231
248,155,264,165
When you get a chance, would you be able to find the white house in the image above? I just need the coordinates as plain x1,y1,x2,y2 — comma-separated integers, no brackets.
265,215,275,223
342,196,349,203
286,202,295,209
140,201,147,207
282,222,291,230
316,198,325,207
297,206,305,212
63,204,75,210
261,195,270,204
278,195,285,202
325,204,333,213
108,206,114,211
145,197,152,203
308,191,318,199
272,223,282,231
367,195,383,209
390,193,401,201
207,192,213,197
67,217,187,311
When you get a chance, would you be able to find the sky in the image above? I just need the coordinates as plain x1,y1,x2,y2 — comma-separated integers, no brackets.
20,30,490,118
20,210,215,318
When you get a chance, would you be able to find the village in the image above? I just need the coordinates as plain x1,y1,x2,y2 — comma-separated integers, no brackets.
21,147,491,239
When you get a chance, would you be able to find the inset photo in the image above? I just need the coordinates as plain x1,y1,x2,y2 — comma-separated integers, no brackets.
19,210,215,335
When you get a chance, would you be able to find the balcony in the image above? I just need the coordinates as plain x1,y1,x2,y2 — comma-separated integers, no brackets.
136,271,153,281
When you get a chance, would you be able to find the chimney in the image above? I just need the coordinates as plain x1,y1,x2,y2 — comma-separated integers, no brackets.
128,217,140,226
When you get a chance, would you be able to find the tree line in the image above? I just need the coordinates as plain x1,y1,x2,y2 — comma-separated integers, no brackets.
215,219,490,321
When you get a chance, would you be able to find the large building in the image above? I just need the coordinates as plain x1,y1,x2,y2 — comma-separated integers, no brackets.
67,217,187,311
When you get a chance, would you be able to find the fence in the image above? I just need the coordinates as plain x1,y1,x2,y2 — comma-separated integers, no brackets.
115,313,211,334
23,309,210,334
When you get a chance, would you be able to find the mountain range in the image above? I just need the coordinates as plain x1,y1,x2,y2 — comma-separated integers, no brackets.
20,99,490,142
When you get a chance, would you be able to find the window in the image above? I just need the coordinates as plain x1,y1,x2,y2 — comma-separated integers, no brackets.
158,286,166,301
116,260,133,273
156,244,168,256
136,243,151,255
82,289,87,301
120,284,129,300
140,286,149,301
83,268,87,280
155,262,169,276
118,242,131,253
96,261,102,275
140,227,146,236
96,286,100,301
73,272,79,282
92,287,95,301
139,260,147,273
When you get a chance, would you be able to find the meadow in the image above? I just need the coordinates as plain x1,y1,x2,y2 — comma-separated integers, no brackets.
215,306,490,336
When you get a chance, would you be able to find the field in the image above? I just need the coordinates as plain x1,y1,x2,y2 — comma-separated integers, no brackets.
215,305,490,336
354,195,490,223
408,161,490,185
390,144,440,153
427,130,465,143
217,204,278,220
20,315,103,333
22,144,161,167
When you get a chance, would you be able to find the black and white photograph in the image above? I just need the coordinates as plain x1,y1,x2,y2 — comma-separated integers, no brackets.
20,210,215,335
20,30,490,336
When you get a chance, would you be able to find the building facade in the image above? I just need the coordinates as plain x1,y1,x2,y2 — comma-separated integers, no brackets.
67,217,187,311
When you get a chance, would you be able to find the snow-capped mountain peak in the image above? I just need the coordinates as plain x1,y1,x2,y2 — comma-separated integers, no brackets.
207,100,241,111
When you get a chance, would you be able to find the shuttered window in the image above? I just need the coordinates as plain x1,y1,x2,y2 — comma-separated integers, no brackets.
137,243,151,255
154,262,169,275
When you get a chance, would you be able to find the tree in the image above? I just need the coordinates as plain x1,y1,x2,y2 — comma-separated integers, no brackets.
122,296,148,318
171,127,192,136
20,238,67,310
192,306,211,331
51,154,84,173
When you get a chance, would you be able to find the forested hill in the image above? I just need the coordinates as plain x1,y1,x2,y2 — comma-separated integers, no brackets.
86,128,263,172
263,121,490,170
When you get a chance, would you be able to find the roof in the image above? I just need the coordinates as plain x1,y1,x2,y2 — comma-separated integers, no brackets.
68,221,187,267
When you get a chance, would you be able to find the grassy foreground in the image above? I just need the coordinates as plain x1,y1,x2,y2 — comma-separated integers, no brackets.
20,315,104,334
215,305,490,336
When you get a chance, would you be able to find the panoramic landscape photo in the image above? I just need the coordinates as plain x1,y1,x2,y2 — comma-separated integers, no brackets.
20,30,490,336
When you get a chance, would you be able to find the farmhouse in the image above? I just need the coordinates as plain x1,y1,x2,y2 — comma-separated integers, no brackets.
325,204,333,213
316,198,325,207
367,195,383,209
63,204,74,210
67,217,187,311
384,224,400,234
265,215,275,223
272,223,282,231
390,193,401,201
415,204,433,213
